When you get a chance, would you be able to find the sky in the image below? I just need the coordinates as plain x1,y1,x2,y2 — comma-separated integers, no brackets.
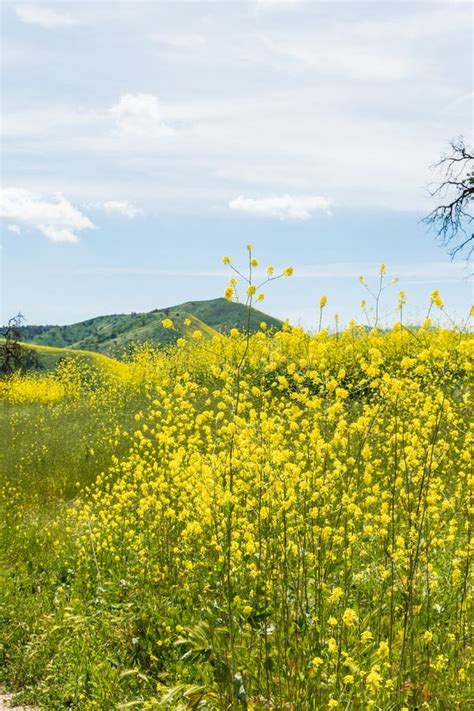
0,0,472,329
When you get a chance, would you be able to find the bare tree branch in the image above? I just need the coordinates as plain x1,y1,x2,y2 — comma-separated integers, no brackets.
423,137,474,260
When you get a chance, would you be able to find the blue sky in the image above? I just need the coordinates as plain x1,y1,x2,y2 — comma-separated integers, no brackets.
1,0,472,329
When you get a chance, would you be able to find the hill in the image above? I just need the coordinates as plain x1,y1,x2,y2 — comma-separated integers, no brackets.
15,298,282,356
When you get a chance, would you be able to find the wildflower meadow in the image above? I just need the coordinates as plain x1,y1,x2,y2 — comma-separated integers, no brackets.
0,248,472,710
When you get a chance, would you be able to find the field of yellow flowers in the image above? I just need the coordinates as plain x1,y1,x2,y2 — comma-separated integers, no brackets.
0,258,472,709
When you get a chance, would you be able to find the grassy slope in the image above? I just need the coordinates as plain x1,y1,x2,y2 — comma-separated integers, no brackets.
18,342,121,371
16,298,282,356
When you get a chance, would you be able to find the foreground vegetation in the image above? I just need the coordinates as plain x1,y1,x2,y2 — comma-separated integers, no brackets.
0,262,471,709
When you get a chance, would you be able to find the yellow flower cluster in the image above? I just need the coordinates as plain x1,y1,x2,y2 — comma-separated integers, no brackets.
1,307,471,708
431,289,444,309
222,248,293,305
62,324,472,706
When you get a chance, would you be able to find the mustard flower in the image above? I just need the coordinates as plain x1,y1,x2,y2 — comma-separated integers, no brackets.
431,289,444,308
342,608,358,627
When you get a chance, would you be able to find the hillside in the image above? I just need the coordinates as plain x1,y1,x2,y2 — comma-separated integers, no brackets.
16,298,282,356
0,338,123,372
159,298,282,334
20,342,121,371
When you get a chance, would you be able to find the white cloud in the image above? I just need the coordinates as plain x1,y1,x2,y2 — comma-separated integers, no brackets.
229,194,331,220
152,33,206,51
289,261,469,281
0,188,95,243
3,4,471,215
257,0,302,9
261,33,409,82
110,94,175,138
7,224,21,234
15,4,78,29
102,201,144,218
78,261,469,283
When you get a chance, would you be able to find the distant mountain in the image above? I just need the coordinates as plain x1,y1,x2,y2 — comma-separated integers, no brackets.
16,298,282,356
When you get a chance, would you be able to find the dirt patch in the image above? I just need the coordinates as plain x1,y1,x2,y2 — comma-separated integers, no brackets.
0,694,38,711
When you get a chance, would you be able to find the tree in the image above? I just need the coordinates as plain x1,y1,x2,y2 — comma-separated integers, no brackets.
423,137,474,259
0,313,39,375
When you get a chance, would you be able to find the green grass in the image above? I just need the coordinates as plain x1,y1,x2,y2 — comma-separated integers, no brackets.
0,382,150,708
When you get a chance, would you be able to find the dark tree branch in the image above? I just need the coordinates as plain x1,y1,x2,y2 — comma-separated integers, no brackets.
423,138,474,260
0,313,39,375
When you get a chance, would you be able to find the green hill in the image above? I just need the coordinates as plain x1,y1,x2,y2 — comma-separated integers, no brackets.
16,298,282,356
